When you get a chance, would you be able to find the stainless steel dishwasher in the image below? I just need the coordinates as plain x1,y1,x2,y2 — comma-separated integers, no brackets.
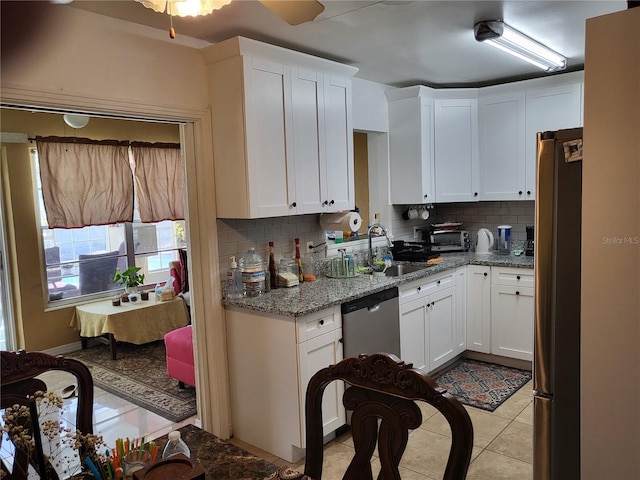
341,287,400,358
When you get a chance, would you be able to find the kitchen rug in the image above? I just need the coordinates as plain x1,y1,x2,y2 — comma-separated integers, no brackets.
66,340,196,422
433,359,532,412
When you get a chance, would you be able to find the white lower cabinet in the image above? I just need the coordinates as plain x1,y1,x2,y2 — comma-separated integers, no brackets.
490,284,534,361
297,328,344,442
466,265,534,361
400,296,428,371
399,270,460,373
225,305,344,463
428,286,457,370
466,265,492,353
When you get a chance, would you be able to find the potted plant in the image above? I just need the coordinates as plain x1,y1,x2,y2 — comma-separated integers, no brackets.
113,266,145,302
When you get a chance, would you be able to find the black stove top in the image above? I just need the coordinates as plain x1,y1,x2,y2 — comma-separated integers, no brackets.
391,241,438,262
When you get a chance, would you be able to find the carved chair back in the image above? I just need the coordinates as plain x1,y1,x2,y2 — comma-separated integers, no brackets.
303,353,474,480
1,350,95,479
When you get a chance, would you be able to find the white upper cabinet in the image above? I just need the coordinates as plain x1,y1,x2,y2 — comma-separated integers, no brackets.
478,89,527,200
434,93,480,202
323,75,355,212
204,37,357,219
386,86,436,204
388,71,583,204
524,76,583,199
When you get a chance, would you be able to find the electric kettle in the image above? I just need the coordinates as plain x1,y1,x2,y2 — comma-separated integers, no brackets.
476,228,494,254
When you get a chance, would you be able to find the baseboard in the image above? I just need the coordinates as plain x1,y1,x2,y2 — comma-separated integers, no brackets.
463,351,532,371
43,341,82,356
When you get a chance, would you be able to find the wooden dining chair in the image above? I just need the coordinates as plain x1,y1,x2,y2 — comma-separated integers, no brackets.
270,353,474,480
1,350,95,479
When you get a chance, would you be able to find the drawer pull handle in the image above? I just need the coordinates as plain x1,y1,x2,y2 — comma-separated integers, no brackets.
417,286,421,292
515,291,520,295
319,319,324,326
291,202,297,208
437,280,440,285
484,272,488,277
517,275,521,280
339,338,343,344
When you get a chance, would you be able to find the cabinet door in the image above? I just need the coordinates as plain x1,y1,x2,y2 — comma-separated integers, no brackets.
479,91,527,200
525,82,582,200
435,99,479,202
399,297,428,371
291,67,324,214
490,285,534,361
388,96,435,204
244,57,297,217
454,267,467,355
297,328,345,447
323,75,355,212
466,266,491,353
428,286,456,371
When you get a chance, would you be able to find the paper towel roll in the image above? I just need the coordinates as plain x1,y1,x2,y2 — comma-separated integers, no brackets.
319,212,362,232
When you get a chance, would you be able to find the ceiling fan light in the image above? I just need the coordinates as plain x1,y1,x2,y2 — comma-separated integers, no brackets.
135,0,232,17
474,20,567,72
63,114,90,129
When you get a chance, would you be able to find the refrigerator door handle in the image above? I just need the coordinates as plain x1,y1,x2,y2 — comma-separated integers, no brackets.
534,131,556,395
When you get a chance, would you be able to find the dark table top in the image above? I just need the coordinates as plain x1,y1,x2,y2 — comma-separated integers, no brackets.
152,424,281,480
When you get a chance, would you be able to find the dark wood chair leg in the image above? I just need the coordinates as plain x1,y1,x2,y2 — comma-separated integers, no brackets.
178,381,186,389
81,337,88,350
109,334,117,360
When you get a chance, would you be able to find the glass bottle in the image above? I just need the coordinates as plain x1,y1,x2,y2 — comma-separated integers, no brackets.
239,247,266,297
294,238,303,283
268,241,278,289
161,430,190,459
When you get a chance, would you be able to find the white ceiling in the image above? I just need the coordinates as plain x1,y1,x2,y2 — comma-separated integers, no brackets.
69,0,626,87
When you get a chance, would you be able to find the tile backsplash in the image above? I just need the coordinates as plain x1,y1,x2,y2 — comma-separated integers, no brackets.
216,215,327,275
217,200,535,275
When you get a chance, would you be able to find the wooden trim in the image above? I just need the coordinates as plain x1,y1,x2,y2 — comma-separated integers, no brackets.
2,88,231,439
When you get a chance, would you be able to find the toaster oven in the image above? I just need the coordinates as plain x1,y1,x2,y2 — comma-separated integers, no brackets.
428,230,470,252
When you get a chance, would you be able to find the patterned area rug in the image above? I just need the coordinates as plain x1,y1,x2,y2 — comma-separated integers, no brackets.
66,341,196,422
434,359,532,412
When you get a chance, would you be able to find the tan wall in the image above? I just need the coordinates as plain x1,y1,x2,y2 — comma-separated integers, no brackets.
353,132,370,231
1,109,180,351
582,8,640,478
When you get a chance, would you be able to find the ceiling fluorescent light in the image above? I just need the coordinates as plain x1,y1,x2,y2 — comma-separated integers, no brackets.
474,20,567,72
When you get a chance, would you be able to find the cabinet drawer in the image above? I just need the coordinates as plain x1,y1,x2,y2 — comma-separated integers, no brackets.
491,267,534,287
399,272,454,304
296,306,341,343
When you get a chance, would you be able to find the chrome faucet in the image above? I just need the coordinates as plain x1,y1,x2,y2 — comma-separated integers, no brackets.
368,223,394,270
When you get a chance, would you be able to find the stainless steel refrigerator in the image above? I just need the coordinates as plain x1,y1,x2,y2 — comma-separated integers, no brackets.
533,127,582,480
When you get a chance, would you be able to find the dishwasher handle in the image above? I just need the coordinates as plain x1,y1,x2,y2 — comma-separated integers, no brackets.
368,304,381,313
341,287,399,314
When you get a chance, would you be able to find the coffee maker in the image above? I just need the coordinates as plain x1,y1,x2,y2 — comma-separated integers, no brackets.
526,226,535,256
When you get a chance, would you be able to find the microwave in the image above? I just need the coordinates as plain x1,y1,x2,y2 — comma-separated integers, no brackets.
428,230,470,252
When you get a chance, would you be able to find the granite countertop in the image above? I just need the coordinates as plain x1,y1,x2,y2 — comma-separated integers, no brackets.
223,252,534,318
151,424,283,480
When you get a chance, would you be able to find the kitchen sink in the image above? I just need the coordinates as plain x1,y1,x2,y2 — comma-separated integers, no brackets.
381,263,431,277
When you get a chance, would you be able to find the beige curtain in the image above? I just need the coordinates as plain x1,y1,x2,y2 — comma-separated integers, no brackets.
36,137,133,228
131,142,184,222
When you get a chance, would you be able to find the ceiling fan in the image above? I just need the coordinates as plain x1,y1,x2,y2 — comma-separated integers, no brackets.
136,0,325,37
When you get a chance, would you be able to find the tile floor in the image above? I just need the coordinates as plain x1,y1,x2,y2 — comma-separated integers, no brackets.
18,372,533,479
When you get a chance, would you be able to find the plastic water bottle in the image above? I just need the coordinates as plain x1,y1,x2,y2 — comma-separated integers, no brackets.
162,430,190,459
226,256,243,299
239,248,266,297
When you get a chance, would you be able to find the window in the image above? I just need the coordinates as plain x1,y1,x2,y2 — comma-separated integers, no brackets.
33,147,187,303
